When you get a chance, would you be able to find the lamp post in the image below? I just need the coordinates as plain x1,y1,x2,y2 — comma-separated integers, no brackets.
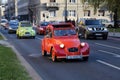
64,0,67,22
15,0,18,17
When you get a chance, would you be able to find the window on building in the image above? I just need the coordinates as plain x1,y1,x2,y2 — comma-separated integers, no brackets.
84,10,90,16
50,0,56,2
69,0,76,3
98,10,105,16
49,11,56,17
68,10,76,17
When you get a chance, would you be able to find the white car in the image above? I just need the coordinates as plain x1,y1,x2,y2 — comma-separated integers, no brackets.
99,19,114,28
0,19,8,29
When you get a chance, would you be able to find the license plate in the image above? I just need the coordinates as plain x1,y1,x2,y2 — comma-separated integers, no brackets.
95,33,102,36
67,55,82,59
25,34,30,36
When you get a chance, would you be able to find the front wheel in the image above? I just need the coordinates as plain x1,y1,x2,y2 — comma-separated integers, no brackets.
84,32,89,39
102,35,108,40
42,50,47,56
51,49,57,62
82,57,89,61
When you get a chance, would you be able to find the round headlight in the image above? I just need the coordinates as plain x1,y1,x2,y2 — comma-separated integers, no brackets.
60,44,64,48
81,42,85,47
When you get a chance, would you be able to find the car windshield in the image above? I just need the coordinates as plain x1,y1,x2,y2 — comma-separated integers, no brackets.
54,29,76,36
21,23,32,27
9,21,19,26
85,20,101,25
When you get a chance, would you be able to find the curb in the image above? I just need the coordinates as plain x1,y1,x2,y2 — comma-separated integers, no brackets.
11,45,43,80
0,31,7,40
0,32,43,80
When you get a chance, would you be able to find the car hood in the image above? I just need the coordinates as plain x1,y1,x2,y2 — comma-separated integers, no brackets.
53,37,80,48
10,25,18,28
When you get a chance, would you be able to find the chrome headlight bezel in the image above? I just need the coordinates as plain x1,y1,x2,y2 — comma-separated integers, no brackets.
87,27,93,31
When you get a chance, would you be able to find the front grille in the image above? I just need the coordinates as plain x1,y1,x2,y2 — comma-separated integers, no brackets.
68,47,78,52
25,32,30,34
93,28,104,31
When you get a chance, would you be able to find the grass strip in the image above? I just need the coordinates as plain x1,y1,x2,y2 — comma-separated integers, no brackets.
0,34,4,40
108,28,120,32
0,46,32,80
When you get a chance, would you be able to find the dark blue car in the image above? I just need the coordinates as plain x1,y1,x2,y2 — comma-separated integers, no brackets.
77,19,108,40
8,20,19,33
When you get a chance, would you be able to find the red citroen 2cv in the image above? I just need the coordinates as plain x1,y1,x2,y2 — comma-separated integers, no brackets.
41,22,90,62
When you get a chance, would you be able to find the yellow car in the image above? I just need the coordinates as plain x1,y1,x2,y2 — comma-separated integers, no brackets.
16,21,36,39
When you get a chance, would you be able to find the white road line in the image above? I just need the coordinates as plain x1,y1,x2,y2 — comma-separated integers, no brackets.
97,60,120,71
36,37,42,40
95,43,120,50
98,50,120,58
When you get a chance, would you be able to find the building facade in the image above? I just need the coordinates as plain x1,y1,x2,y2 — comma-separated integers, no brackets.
4,0,17,20
4,0,111,23
17,0,29,21
31,0,111,23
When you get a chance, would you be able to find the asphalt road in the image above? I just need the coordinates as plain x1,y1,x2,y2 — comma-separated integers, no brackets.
1,29,120,80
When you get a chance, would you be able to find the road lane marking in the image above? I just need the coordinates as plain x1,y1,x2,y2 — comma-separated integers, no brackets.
95,43,120,50
98,50,120,58
97,60,120,71
36,37,42,40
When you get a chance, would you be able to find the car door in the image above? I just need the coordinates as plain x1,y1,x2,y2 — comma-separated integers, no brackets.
44,29,53,54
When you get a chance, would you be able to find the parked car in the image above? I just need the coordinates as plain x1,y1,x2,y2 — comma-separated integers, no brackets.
8,20,19,33
36,22,50,35
77,19,108,40
100,19,114,28
41,23,90,62
16,21,36,39
0,19,8,29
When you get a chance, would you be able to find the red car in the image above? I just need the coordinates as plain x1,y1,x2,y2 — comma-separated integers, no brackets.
41,23,90,62
36,22,50,35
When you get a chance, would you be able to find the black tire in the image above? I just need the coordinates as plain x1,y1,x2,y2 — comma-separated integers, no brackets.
103,35,108,40
42,50,47,56
108,25,113,28
84,32,89,39
17,35,21,39
51,49,57,62
33,36,35,39
82,57,89,61
8,31,11,34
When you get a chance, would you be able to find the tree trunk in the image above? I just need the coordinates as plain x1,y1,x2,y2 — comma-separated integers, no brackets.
113,8,118,28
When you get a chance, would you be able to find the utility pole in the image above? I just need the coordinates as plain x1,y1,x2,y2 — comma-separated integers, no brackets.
15,0,18,17
65,0,67,22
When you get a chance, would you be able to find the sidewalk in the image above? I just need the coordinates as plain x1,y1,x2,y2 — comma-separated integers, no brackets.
109,32,120,38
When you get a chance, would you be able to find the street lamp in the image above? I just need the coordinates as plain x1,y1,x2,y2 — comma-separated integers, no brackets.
64,0,67,22
15,0,18,17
